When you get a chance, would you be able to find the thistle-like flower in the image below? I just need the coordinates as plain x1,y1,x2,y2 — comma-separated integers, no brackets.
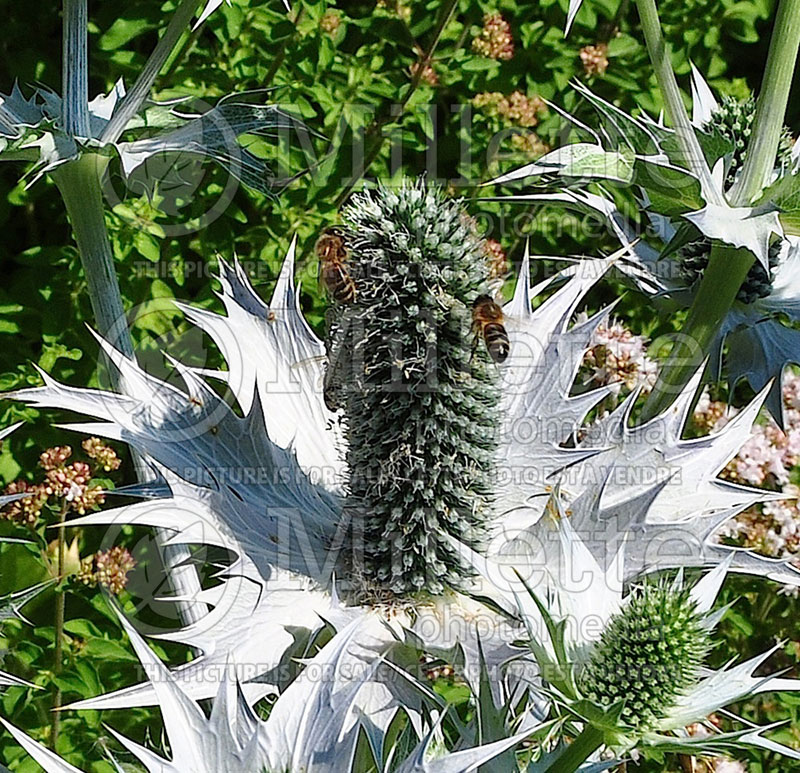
580,582,710,731
489,71,800,426
4,181,800,770
461,493,800,764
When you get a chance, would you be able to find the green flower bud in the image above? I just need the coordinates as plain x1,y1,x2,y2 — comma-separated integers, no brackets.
581,583,711,731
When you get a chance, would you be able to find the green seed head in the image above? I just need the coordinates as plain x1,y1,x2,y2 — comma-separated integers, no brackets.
334,181,501,597
580,583,711,732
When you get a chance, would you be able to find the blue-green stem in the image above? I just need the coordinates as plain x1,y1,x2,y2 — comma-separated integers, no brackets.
62,0,90,138
542,726,605,773
641,0,800,420
731,0,800,205
641,243,753,422
53,155,208,626
101,0,202,143
634,0,720,203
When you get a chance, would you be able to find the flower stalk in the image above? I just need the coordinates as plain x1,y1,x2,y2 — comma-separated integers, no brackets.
52,154,208,625
100,0,203,143
50,500,68,750
541,726,604,773
61,0,90,138
332,0,459,208
730,0,800,205
633,0,719,202
641,243,753,421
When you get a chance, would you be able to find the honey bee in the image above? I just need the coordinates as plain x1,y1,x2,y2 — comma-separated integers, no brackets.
316,227,356,304
472,295,510,363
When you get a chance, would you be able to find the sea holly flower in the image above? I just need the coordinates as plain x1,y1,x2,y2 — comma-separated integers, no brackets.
460,493,800,766
489,70,800,426
0,83,303,194
4,182,799,768
0,0,300,194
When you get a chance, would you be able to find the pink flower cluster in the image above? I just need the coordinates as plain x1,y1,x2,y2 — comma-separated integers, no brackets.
319,11,341,35
471,13,514,61
1,480,48,525
724,378,800,487
473,90,545,128
693,373,800,561
77,546,136,595
579,43,609,76
82,437,122,472
581,317,659,394
410,60,439,86
2,437,121,525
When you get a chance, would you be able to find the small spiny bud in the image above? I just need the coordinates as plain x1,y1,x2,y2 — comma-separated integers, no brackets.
581,583,711,732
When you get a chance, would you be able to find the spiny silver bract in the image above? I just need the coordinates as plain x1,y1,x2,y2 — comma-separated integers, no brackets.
336,181,501,597
580,583,711,732
676,95,793,304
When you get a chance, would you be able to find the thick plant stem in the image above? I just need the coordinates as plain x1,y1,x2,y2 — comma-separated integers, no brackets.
52,155,208,626
640,244,753,422
634,0,720,203
101,0,202,143
53,157,131,356
542,726,604,773
731,0,800,205
62,0,90,138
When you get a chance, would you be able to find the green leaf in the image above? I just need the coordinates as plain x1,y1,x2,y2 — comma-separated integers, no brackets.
759,170,800,236
633,158,706,215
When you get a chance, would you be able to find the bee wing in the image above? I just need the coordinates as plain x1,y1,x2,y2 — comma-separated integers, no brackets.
323,307,361,411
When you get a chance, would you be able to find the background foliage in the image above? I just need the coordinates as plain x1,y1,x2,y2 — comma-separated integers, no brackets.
0,0,797,770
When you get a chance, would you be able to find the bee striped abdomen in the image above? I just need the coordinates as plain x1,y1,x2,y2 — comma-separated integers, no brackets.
484,322,509,363
472,294,510,364
322,263,356,304
317,227,356,304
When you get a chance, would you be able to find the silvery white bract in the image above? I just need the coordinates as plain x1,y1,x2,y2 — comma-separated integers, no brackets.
0,81,302,193
462,491,800,762
489,70,800,426
197,0,291,26
1,608,542,772
5,231,797,723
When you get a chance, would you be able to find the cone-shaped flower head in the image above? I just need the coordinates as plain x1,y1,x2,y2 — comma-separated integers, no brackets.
580,582,711,732
335,182,501,596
